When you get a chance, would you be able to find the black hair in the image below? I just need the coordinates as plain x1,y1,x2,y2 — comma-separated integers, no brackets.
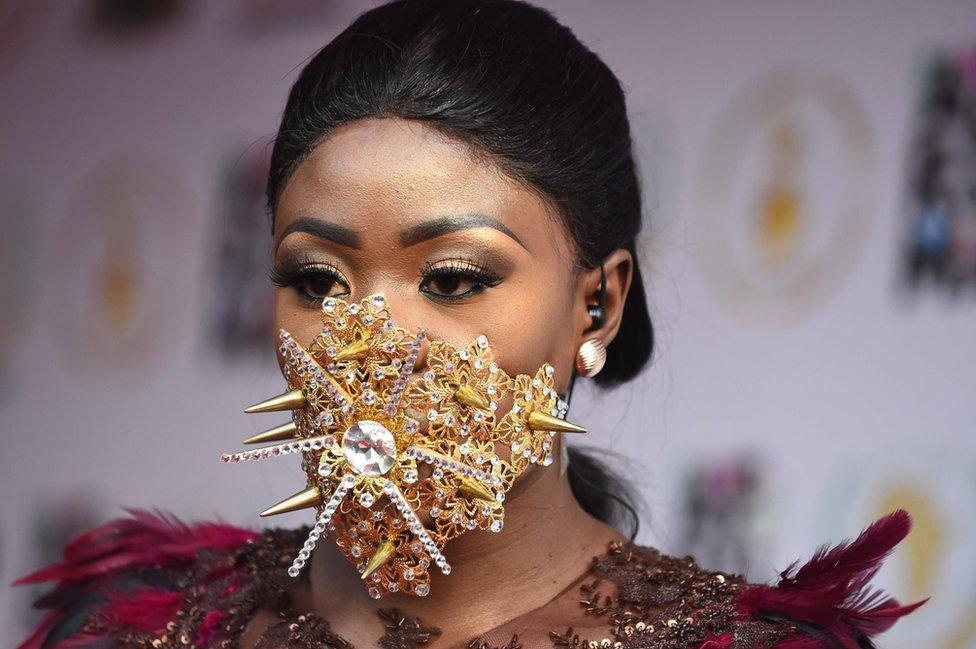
266,0,653,539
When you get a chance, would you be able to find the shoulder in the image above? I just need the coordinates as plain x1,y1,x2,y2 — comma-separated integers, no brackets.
585,509,926,649
12,508,306,649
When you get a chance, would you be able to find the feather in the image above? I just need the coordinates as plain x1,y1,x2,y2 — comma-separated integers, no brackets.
15,609,115,649
14,508,259,586
15,608,62,649
48,635,116,649
195,609,229,647
13,509,259,649
97,587,182,634
736,510,927,646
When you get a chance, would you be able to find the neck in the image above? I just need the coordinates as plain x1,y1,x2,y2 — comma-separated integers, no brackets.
301,440,626,644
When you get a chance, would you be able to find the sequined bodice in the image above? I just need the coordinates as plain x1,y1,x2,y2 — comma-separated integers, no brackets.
79,527,801,648
16,509,923,649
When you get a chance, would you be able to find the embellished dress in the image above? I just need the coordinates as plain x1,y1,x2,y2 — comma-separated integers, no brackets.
14,509,924,649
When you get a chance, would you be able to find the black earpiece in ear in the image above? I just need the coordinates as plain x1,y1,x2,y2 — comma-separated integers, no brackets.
587,304,606,330
585,265,607,332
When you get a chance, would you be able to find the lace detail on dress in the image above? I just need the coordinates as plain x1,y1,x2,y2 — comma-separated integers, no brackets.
546,541,799,648
377,608,443,648
254,614,352,649
467,635,524,649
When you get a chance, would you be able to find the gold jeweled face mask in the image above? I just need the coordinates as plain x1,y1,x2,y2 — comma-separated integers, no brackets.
221,293,585,598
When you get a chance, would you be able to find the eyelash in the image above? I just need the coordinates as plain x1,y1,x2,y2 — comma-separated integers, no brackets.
419,258,503,302
268,256,503,304
268,257,349,304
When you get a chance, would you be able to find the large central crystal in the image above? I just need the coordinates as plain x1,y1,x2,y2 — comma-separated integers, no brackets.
342,420,397,475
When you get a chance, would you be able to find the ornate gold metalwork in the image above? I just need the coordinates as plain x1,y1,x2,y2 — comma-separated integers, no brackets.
222,293,582,599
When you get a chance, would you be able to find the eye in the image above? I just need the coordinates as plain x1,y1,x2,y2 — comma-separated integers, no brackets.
419,259,503,302
269,261,350,304
294,269,348,301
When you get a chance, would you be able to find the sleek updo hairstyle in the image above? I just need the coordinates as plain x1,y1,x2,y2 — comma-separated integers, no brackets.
266,0,653,538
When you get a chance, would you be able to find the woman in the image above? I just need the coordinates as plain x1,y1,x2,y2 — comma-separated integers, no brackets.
14,1,924,647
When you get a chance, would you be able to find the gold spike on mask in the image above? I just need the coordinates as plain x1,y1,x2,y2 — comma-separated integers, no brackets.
243,420,299,445
527,409,586,434
458,476,495,502
260,486,323,517
360,540,395,580
244,389,306,414
454,384,490,410
335,338,371,362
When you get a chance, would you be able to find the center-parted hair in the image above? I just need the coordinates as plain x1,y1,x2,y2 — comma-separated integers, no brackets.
266,0,652,537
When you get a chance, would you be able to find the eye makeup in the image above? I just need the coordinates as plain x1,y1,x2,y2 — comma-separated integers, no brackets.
269,252,350,304
269,243,515,306
418,256,505,302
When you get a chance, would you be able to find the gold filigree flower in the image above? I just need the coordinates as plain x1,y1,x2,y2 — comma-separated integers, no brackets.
407,336,512,441
496,363,581,471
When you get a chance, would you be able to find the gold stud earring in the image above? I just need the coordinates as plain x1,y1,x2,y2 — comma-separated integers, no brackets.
575,338,607,377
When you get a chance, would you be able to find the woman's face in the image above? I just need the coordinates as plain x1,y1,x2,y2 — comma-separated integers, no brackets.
271,117,586,393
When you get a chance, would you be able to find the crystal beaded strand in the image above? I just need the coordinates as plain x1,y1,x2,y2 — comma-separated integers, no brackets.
381,480,451,577
287,474,356,577
384,330,426,415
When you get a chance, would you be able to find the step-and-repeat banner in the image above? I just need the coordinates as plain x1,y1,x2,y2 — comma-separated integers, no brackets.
1,2,973,646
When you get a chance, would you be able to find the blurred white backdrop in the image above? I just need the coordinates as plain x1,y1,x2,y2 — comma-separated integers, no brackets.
1,1,974,646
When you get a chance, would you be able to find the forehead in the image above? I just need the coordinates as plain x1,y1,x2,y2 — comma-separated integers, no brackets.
273,117,560,245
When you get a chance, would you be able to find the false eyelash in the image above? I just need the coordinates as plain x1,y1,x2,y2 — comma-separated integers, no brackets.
420,258,503,285
419,258,504,303
268,254,344,289
268,255,346,301
267,264,293,288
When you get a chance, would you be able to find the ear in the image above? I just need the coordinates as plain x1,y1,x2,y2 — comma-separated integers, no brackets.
574,248,633,349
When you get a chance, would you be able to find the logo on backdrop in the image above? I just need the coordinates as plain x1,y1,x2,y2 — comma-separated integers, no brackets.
691,66,875,324
203,142,275,363
48,150,193,384
816,447,976,648
675,454,768,576
83,0,191,39
901,43,976,299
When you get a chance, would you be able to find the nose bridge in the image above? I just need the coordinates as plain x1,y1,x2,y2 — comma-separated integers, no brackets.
365,290,435,369
354,286,428,336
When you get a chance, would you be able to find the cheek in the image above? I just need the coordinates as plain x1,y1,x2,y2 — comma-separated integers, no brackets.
273,292,325,366
479,274,578,394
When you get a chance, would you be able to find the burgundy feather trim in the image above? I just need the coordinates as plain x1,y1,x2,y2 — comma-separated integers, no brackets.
736,509,927,647
15,608,63,649
13,508,259,649
48,634,117,649
14,508,259,586
97,587,183,634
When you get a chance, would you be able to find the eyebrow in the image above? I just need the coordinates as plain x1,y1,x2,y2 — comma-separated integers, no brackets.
399,213,527,250
275,212,527,252
275,216,362,251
